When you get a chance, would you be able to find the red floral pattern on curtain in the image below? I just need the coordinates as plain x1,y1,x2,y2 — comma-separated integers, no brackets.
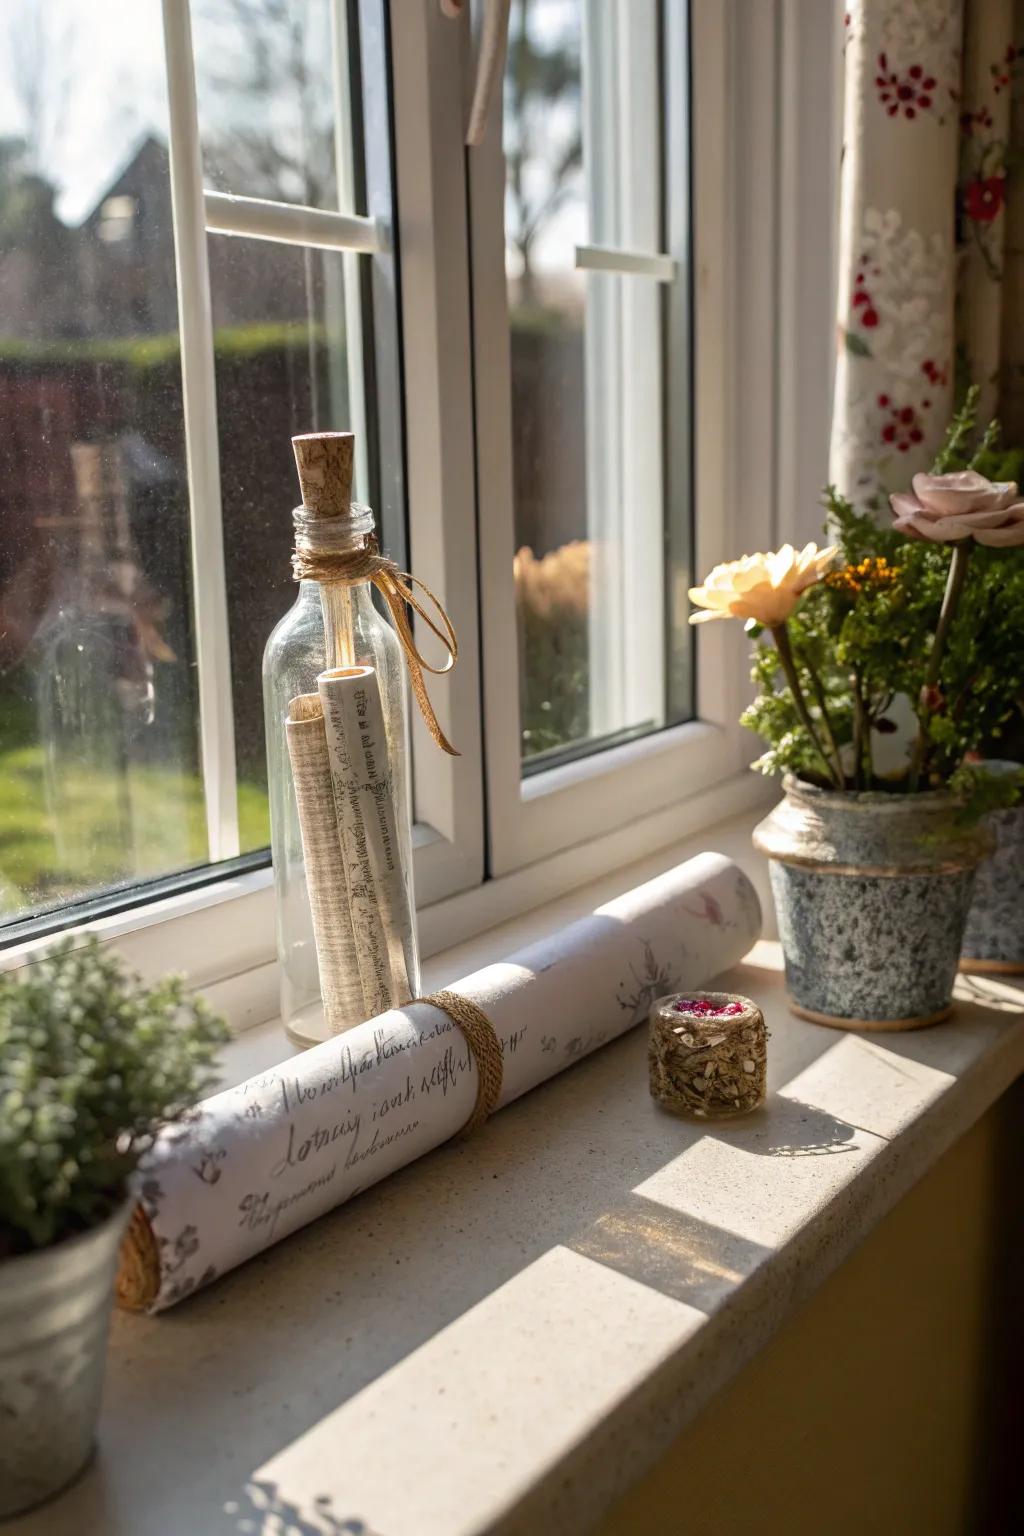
831,0,1024,508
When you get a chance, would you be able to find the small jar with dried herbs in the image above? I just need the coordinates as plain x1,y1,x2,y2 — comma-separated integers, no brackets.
649,991,767,1119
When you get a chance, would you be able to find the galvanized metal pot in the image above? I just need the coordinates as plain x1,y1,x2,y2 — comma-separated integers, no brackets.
0,1198,130,1519
754,776,993,1031
961,762,1024,975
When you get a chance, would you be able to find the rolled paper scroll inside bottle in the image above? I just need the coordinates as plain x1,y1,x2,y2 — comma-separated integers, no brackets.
285,695,364,1034
317,665,413,1011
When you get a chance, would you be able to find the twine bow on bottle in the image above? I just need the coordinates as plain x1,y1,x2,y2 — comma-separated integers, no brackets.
292,535,460,756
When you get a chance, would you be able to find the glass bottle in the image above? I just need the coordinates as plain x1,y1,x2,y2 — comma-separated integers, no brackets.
34,443,159,892
262,432,418,1047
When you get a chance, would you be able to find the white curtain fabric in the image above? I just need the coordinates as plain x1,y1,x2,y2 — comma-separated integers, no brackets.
830,0,1024,506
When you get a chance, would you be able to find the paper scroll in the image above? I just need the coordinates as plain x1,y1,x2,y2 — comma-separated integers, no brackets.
318,666,413,1006
286,664,413,1032
122,853,761,1311
284,697,363,1033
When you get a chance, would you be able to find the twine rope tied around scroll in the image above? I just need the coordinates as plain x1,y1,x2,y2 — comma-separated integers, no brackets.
417,989,503,1137
117,1202,160,1312
117,988,505,1311
293,534,460,756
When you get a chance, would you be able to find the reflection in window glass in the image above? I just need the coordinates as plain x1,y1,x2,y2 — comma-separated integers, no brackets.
0,0,374,929
506,0,687,770
208,234,351,853
0,0,205,923
191,0,344,211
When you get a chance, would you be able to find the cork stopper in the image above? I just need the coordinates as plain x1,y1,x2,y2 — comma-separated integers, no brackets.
291,432,354,518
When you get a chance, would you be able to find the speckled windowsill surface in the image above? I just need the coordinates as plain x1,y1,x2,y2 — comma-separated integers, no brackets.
11,817,1024,1536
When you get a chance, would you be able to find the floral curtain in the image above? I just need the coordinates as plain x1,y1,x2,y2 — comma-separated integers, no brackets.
830,0,1024,506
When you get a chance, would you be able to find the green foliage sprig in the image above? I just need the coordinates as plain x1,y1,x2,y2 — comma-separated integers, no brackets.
0,937,227,1257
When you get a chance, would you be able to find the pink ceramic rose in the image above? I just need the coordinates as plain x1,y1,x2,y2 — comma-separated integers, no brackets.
890,470,1024,547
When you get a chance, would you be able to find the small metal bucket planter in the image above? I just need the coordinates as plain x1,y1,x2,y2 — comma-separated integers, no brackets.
0,1198,131,1519
961,761,1024,975
754,775,993,1030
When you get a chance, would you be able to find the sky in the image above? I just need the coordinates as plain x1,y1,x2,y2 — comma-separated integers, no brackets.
0,0,170,224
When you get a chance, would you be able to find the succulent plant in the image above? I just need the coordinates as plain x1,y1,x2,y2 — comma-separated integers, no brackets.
0,936,228,1257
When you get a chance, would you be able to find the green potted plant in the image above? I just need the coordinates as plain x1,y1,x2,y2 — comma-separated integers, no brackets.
690,393,1024,1029
0,937,226,1518
961,757,1024,973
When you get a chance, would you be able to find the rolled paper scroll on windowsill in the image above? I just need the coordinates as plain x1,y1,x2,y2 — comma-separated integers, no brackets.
116,853,761,1312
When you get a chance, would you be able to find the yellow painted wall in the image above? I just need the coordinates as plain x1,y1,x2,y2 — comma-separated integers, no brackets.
597,1085,1021,1536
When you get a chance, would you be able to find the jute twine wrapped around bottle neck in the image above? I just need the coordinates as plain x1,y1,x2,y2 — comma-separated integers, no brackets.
291,432,459,756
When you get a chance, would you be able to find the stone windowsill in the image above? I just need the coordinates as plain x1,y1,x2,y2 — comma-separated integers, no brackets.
12,811,1024,1536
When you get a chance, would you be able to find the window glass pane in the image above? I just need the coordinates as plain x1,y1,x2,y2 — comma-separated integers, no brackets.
0,0,380,933
505,0,691,771
191,0,351,212
0,1,205,924
208,234,352,854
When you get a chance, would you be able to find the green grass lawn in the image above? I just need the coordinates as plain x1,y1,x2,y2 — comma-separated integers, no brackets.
0,743,270,921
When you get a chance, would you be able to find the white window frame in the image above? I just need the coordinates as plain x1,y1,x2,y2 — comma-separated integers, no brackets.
386,0,485,905
1,0,481,982
1,0,842,1026
468,0,773,878
163,0,482,911
582,1,667,745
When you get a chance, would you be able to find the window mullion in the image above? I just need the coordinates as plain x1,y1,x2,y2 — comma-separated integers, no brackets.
161,0,239,863
664,0,695,723
386,0,484,903
582,0,626,739
202,191,380,254
574,244,675,280
582,0,663,741
329,0,372,503
616,0,664,735
581,1,612,739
